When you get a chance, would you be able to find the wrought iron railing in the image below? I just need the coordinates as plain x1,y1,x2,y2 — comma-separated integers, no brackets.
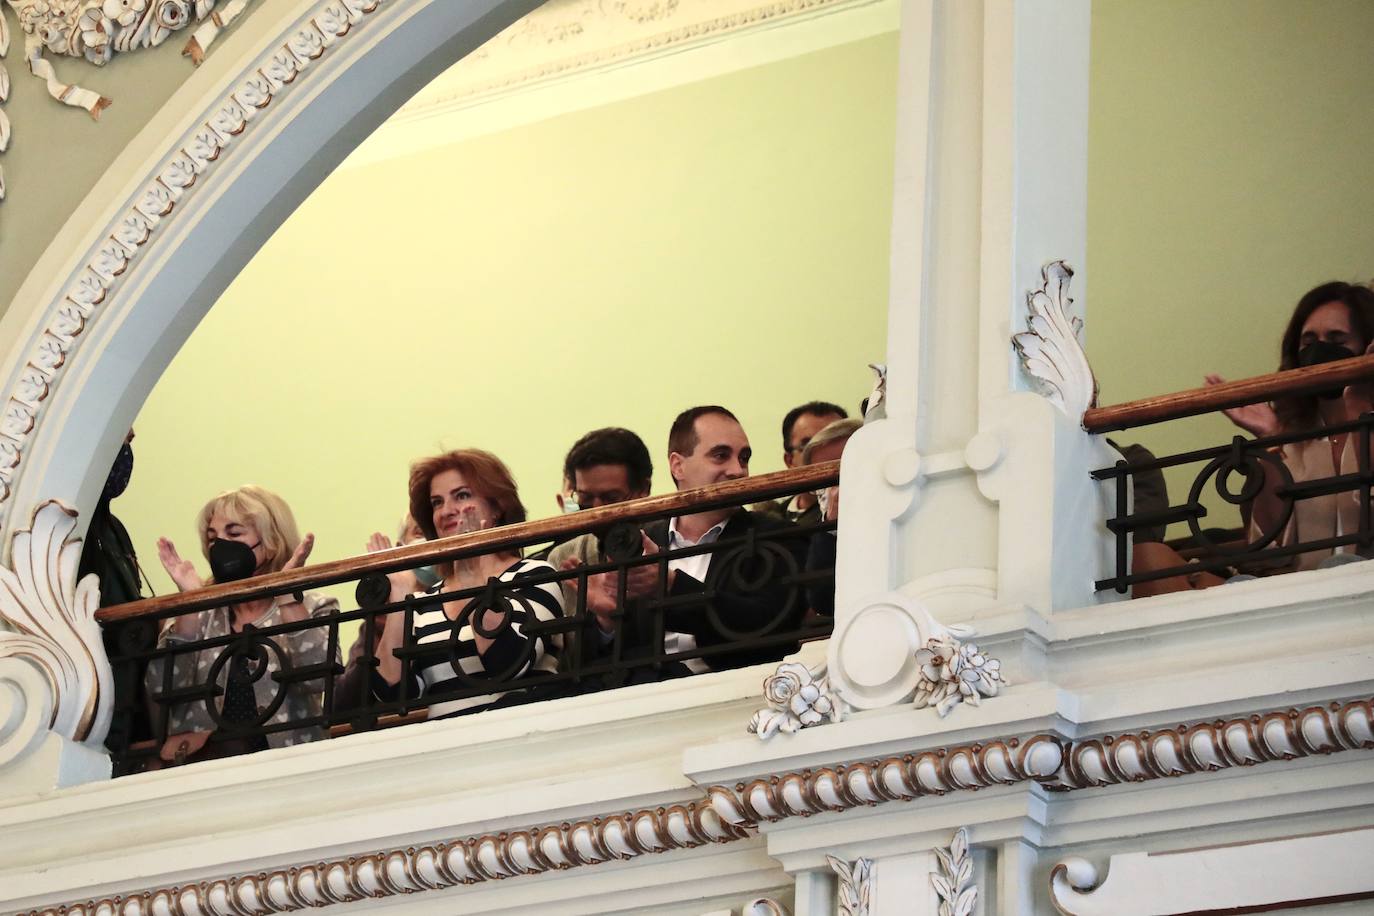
1086,355,1374,593
97,462,839,774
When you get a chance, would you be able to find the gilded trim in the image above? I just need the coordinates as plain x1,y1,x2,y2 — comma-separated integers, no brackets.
20,697,1374,915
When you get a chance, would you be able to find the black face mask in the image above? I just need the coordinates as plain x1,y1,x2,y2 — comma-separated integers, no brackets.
208,538,261,583
102,442,134,503
1298,341,1358,400
1298,340,1356,369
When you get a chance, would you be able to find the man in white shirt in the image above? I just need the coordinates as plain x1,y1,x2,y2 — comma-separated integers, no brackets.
638,406,809,673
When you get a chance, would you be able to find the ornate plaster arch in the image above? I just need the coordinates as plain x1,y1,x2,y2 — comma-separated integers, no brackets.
0,0,536,550
0,0,541,791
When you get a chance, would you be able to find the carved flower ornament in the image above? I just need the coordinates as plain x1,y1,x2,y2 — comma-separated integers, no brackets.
748,661,844,739
913,635,1006,717
0,0,254,200
77,6,112,62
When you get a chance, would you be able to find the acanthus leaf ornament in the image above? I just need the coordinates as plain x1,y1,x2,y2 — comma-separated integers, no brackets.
826,855,872,916
747,661,844,740
932,828,977,916
912,629,1006,717
0,0,255,203
863,362,886,423
1011,260,1098,420
0,499,112,768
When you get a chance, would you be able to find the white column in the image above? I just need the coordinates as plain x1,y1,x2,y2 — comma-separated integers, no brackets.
872,852,941,916
994,839,1039,916
829,0,1116,710
791,868,836,916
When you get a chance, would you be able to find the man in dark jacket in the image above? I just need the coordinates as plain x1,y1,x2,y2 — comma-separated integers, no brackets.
635,406,809,673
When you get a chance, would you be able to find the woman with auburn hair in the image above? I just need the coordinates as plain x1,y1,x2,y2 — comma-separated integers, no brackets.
149,485,336,764
1204,281,1374,573
374,449,566,719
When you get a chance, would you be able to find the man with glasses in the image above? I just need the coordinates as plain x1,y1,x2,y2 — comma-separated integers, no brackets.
755,400,848,525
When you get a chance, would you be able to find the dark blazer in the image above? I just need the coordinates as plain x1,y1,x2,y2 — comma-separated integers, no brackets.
640,509,809,671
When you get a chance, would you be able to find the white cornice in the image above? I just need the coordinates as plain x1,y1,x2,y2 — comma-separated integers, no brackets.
341,0,898,167
11,695,1374,915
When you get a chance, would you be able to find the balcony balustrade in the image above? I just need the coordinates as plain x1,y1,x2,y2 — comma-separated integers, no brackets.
1084,354,1374,595
96,462,840,774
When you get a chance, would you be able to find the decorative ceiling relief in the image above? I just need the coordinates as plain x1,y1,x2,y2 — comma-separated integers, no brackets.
747,660,844,740
393,0,880,118
826,855,872,916
0,499,111,770
931,828,977,916
1012,260,1099,421
0,0,378,531
912,631,1006,717
0,0,255,202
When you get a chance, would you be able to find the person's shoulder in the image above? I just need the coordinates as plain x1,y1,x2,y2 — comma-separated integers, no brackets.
303,592,341,616
749,498,787,521
547,532,596,567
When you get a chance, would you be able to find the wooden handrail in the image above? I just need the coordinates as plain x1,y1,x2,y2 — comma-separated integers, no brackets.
96,460,840,624
1082,354,1374,433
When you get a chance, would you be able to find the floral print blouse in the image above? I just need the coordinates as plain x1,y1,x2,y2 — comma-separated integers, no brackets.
145,593,339,749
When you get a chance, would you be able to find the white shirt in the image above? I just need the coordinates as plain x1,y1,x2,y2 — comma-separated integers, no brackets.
667,516,728,583
665,516,728,673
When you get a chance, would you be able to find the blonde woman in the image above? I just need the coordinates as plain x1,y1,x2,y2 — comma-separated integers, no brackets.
149,485,336,764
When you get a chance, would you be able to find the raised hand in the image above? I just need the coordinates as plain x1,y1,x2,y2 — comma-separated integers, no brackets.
621,533,664,598
160,730,212,765
271,533,317,622
283,532,315,571
1204,374,1280,438
560,557,617,631
365,531,417,605
156,537,202,594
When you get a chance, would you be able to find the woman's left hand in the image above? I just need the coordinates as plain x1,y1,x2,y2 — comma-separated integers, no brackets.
284,533,315,571
274,534,315,621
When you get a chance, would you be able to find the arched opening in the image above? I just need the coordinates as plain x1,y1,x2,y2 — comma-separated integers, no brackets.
0,0,544,540
7,0,896,773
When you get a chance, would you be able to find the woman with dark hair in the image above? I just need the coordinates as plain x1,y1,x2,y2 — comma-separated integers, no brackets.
1206,281,1374,572
373,449,565,719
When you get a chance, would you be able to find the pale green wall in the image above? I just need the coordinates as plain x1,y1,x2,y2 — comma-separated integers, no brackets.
1086,0,1374,533
117,0,1374,598
118,34,899,595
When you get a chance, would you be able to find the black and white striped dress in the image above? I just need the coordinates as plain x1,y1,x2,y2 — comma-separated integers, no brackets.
392,558,565,719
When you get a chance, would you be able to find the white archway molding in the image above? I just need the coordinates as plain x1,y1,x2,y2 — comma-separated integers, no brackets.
0,0,539,550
